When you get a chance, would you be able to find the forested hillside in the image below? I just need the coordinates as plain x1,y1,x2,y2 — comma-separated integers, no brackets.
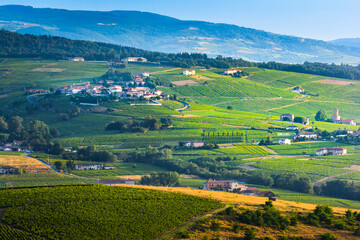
1,30,360,80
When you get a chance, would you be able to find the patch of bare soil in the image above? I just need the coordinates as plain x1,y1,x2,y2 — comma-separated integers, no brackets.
90,106,107,113
31,68,66,72
318,79,356,85
171,80,200,86
116,175,144,180
217,143,235,148
171,114,200,118
191,75,213,81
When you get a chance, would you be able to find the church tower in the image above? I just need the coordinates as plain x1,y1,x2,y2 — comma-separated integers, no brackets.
332,109,340,121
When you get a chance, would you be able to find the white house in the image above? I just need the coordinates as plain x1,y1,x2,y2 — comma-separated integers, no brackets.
279,138,291,145
75,163,103,171
121,57,147,62
224,69,238,75
203,179,244,192
286,126,299,131
183,141,204,148
183,70,195,76
316,148,347,156
69,57,85,62
295,132,317,139
292,87,304,94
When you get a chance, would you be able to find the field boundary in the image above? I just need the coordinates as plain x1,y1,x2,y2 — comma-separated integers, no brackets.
156,205,226,240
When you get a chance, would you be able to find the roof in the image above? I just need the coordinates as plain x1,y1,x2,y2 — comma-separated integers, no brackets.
205,179,236,184
76,163,103,166
317,148,346,151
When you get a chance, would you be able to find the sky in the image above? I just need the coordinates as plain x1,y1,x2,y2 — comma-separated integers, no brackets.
0,0,359,41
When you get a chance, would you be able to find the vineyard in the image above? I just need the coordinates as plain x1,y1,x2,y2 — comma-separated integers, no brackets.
0,185,222,240
0,173,93,187
0,223,44,240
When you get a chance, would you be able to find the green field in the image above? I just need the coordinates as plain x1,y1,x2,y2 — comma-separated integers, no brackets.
0,185,221,240
1,58,360,209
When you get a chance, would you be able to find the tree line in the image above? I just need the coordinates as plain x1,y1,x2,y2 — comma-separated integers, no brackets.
105,116,172,133
1,29,360,80
0,115,62,154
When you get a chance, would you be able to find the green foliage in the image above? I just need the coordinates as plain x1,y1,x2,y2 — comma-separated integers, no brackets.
140,172,180,186
315,110,327,121
238,202,290,230
320,233,337,240
0,223,44,240
0,185,222,240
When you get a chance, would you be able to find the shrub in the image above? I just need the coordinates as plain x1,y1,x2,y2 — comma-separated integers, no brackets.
320,233,337,240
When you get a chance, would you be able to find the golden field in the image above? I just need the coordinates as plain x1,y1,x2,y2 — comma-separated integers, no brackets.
0,155,52,173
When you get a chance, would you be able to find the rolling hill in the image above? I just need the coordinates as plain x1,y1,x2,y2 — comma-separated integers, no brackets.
1,5,360,64
330,38,360,48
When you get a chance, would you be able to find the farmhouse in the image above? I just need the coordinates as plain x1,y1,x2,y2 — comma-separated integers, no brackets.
281,114,294,122
69,57,85,62
75,163,103,171
285,125,298,131
316,148,347,156
94,179,135,186
121,57,147,62
240,188,261,196
332,109,357,125
279,138,291,145
292,87,304,94
183,141,204,148
203,179,245,192
295,132,317,139
183,70,196,76
0,166,16,175
224,69,238,75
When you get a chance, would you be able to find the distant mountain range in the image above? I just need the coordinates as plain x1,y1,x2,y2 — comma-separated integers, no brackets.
1,5,360,64
330,38,360,49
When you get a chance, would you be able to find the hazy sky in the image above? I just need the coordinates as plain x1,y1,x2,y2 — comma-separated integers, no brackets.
1,0,359,41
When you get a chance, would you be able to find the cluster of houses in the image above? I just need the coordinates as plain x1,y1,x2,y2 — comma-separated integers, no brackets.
54,72,168,100
203,179,276,197
0,141,29,152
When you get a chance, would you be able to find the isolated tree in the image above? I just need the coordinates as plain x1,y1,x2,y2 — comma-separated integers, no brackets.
315,110,327,121
227,106,233,110
66,160,75,171
50,127,60,138
282,116,291,122
8,116,23,134
294,117,306,124
54,161,62,170
0,116,8,132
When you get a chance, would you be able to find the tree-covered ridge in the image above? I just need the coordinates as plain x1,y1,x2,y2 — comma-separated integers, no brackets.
1,29,360,79
1,5,360,64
